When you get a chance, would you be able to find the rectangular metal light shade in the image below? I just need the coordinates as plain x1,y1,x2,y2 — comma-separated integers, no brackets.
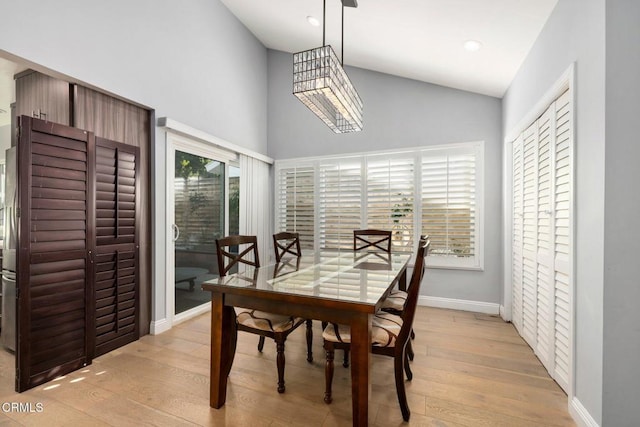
293,46,363,133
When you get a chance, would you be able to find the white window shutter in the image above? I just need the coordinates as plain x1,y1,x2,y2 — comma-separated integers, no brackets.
319,160,362,249
421,146,478,265
276,166,315,249
366,156,415,252
274,141,484,270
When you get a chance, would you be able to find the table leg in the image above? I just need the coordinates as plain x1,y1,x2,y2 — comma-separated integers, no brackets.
350,313,372,426
210,293,237,408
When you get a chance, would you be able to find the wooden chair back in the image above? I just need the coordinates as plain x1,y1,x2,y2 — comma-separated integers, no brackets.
215,235,260,277
273,232,302,262
353,229,392,252
397,238,430,343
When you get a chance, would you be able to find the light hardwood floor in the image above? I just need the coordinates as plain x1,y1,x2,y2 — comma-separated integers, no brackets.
0,307,575,426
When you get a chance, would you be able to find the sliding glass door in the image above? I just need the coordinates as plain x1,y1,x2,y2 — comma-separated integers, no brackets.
168,138,239,321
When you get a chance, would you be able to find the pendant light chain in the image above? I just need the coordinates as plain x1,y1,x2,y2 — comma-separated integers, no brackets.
322,0,326,47
341,4,344,65
321,0,345,65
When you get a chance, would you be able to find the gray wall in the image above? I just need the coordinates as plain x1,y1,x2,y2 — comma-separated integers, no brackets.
268,49,503,305
0,0,268,323
502,0,605,423
603,2,640,425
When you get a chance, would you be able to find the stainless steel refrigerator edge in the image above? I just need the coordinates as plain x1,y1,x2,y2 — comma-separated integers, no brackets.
2,146,17,351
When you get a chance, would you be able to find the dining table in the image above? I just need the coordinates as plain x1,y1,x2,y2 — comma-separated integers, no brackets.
202,249,411,426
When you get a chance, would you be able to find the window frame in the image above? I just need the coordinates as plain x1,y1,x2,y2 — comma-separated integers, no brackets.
274,141,484,271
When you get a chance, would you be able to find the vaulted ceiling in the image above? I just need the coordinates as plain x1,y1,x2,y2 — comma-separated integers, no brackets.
220,0,558,97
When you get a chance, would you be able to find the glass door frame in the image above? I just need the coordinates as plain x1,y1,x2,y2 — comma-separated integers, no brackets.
165,132,238,327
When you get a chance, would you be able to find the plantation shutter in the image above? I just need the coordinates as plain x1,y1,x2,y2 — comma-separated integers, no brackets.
17,116,95,392
536,106,554,371
521,122,538,347
553,90,572,392
275,166,315,250
421,146,478,266
94,137,139,357
511,135,524,333
318,160,362,249
510,89,572,394
366,156,415,252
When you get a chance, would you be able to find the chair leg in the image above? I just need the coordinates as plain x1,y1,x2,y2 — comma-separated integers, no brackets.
343,349,350,368
410,328,415,340
276,339,286,393
407,339,414,361
258,336,265,352
306,319,313,363
395,350,411,421
324,345,335,404
404,349,413,381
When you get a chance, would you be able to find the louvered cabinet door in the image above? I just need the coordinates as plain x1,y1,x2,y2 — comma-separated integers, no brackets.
17,116,95,392
534,106,555,372
94,137,139,357
510,89,573,394
552,90,572,393
511,136,524,333
521,122,538,348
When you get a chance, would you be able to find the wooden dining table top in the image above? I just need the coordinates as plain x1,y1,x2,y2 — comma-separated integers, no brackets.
203,250,411,310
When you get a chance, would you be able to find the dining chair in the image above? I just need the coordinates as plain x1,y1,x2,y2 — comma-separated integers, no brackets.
322,238,430,421
273,231,302,262
353,228,418,359
271,232,313,362
324,228,394,369
379,235,430,314
379,234,431,360
353,229,392,253
215,234,313,393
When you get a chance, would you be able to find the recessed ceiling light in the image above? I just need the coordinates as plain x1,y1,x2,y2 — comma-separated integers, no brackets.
464,40,483,52
306,16,320,27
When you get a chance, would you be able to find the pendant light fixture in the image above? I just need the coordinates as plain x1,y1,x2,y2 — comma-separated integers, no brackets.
292,0,363,133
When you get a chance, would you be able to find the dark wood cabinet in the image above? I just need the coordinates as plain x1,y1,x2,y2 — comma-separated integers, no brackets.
16,117,140,391
14,71,71,127
11,69,151,392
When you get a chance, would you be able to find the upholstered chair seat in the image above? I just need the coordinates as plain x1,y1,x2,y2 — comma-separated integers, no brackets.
322,312,403,348
236,309,305,333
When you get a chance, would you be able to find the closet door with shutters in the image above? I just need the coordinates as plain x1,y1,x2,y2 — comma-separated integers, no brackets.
520,122,538,348
535,106,555,372
94,137,139,357
510,89,572,393
17,116,95,392
552,91,572,392
511,135,524,334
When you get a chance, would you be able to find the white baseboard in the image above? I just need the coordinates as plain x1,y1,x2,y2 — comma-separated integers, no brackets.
418,296,500,315
150,318,171,335
173,303,211,326
569,397,600,427
499,304,512,322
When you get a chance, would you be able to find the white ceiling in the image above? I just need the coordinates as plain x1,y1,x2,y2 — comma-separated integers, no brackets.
0,0,558,127
220,0,558,97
